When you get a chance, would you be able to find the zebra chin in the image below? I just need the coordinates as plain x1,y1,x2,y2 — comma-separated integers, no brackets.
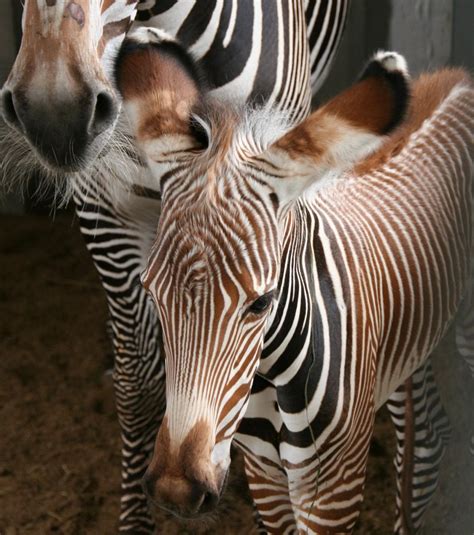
30,129,116,175
0,112,113,172
142,418,230,520
0,116,140,207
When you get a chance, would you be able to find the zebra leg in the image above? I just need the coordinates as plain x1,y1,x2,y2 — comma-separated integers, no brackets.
455,289,474,454
236,377,297,534
387,358,451,534
113,305,165,534
114,358,165,533
73,183,165,533
243,452,296,535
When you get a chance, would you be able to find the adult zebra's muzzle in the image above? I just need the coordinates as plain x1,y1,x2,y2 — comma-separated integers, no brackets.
1,84,119,171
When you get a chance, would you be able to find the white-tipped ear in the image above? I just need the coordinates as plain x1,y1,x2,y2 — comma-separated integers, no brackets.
114,28,205,155
263,50,410,206
372,50,409,78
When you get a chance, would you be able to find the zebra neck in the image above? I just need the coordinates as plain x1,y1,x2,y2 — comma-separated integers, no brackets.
259,204,345,383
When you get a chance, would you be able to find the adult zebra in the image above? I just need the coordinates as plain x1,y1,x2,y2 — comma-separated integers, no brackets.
115,29,474,534
1,1,350,532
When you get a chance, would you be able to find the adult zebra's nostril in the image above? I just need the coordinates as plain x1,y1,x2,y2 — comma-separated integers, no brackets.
91,90,118,135
2,90,20,127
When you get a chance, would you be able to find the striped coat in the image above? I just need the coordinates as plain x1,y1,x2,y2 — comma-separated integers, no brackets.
240,70,473,532
116,30,474,533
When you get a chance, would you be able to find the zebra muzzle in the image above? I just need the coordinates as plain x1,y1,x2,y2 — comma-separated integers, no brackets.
142,418,227,518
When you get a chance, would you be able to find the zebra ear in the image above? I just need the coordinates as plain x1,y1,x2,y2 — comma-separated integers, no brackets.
115,28,205,152
264,51,410,206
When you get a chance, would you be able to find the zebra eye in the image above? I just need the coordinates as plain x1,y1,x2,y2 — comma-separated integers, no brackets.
247,291,274,315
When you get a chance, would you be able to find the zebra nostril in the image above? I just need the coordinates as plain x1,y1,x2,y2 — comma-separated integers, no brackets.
141,472,156,500
2,90,20,127
198,489,219,513
92,90,118,135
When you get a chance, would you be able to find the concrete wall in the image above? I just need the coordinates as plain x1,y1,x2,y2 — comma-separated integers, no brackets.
388,0,453,74
318,0,472,104
452,0,474,71
0,1,17,84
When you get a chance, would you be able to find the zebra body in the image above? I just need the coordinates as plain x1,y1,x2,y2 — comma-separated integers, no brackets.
116,29,473,533
238,73,473,532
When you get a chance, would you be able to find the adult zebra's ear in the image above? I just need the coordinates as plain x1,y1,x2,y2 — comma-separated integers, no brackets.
115,27,205,153
264,51,410,206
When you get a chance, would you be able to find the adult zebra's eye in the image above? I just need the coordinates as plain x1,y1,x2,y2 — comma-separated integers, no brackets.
247,291,275,315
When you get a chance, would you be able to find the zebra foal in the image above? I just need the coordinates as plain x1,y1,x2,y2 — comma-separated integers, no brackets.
115,29,474,534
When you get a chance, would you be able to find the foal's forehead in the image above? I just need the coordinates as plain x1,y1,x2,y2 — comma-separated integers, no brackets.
152,192,276,290
148,106,289,288
161,196,263,256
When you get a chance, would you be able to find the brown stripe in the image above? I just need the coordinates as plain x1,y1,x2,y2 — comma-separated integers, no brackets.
101,0,115,11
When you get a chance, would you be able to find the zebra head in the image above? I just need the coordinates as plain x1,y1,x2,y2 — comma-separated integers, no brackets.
1,0,138,174
115,29,410,519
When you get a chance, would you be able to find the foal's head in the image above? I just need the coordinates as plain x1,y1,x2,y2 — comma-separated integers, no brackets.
116,28,410,519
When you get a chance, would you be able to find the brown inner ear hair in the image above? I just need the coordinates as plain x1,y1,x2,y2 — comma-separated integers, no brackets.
115,38,205,99
272,56,411,165
115,37,210,143
323,59,410,137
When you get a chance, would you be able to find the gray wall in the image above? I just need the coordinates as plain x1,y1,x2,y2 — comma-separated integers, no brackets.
0,1,17,84
452,0,474,70
318,0,472,104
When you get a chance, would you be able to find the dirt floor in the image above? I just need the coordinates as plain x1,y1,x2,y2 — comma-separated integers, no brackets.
0,210,473,535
